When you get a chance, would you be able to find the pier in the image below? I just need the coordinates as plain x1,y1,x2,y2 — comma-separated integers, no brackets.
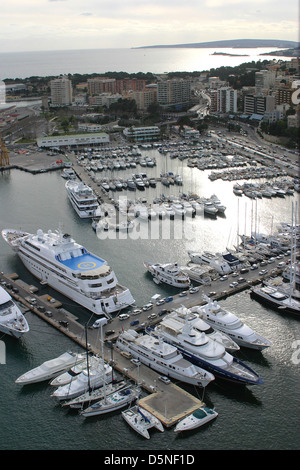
0,260,286,426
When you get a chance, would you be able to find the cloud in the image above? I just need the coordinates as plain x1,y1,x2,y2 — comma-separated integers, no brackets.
0,0,298,52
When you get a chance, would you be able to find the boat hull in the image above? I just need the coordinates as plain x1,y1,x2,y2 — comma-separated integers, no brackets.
250,290,300,317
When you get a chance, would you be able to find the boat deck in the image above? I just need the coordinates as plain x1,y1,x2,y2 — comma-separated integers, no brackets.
58,252,105,271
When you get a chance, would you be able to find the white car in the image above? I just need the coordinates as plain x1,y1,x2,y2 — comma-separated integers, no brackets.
142,303,153,311
131,309,142,315
119,313,130,321
92,318,108,328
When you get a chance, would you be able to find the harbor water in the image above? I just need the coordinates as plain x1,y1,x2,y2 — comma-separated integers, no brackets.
0,148,299,451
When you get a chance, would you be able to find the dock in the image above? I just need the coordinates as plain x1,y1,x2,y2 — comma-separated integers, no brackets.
0,260,286,426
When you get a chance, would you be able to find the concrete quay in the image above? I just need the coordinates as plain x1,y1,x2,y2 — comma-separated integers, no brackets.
0,271,207,427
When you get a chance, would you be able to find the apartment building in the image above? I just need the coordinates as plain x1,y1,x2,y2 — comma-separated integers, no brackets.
88,93,122,107
116,78,146,94
87,78,117,95
131,87,157,111
157,79,191,109
244,94,275,116
50,76,73,106
209,87,237,113
255,70,276,94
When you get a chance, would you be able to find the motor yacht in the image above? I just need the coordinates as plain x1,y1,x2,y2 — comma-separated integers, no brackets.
65,180,98,218
144,262,191,288
152,316,263,385
2,228,135,317
0,286,29,338
193,298,272,350
116,329,215,388
15,351,86,385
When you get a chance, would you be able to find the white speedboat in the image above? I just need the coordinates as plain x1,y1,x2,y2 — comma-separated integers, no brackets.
193,297,272,350
61,168,76,179
122,405,164,439
81,385,141,417
174,406,218,432
171,202,186,218
2,228,135,317
15,351,86,385
144,262,191,288
203,200,218,216
0,286,29,338
65,180,98,218
116,330,214,388
52,358,112,400
152,315,263,385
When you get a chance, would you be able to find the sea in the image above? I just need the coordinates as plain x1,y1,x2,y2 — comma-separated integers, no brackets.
0,47,289,80
0,48,299,454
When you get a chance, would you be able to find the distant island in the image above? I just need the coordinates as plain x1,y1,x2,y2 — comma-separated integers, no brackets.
210,52,249,57
259,47,300,57
134,39,299,49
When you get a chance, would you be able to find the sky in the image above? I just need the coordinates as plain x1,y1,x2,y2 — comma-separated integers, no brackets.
1,0,299,53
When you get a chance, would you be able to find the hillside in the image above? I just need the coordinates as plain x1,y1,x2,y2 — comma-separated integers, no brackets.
135,39,299,49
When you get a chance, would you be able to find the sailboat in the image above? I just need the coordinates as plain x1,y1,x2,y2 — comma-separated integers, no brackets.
81,320,141,417
80,384,140,417
250,202,300,317
122,405,164,439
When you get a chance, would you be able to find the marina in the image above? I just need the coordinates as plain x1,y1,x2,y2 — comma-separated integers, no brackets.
0,128,299,450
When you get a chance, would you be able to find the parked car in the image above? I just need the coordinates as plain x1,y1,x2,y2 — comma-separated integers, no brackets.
132,308,142,315
158,309,168,317
93,318,108,328
131,358,141,366
189,287,199,294
105,329,115,337
148,313,157,320
259,269,268,276
229,281,239,288
130,320,139,327
164,296,173,302
179,291,188,297
142,303,153,311
158,375,171,384
119,313,130,320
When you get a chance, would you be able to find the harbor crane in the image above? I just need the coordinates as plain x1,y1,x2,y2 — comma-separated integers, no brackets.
0,139,10,166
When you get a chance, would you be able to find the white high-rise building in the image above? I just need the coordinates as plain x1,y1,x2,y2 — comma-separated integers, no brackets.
50,76,73,106
157,79,191,108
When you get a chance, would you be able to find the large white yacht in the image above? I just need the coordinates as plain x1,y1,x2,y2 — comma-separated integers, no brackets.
52,358,113,400
2,228,135,317
151,316,263,385
65,180,98,218
187,251,232,275
116,329,215,388
193,297,272,350
250,285,300,317
166,307,240,352
144,262,191,288
15,351,86,385
0,286,29,338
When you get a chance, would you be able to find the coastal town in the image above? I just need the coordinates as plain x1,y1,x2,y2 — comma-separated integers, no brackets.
0,53,299,445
